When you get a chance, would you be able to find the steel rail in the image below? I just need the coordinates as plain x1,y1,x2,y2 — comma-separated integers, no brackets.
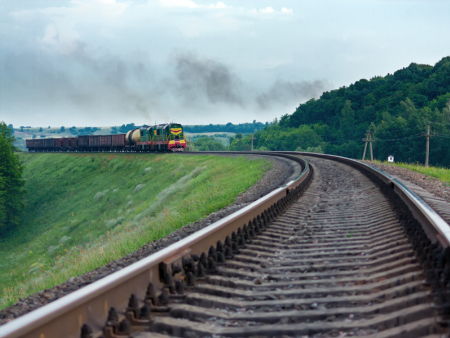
0,152,311,338
279,151,450,248
2,150,449,338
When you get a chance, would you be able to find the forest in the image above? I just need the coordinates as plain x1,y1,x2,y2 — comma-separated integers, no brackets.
228,57,450,167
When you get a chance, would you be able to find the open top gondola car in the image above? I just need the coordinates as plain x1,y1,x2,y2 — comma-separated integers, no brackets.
34,139,45,151
61,137,77,151
25,139,35,151
54,138,63,149
126,123,186,152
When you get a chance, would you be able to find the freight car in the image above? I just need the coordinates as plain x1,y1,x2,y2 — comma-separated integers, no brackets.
111,134,126,151
25,123,186,153
26,139,46,152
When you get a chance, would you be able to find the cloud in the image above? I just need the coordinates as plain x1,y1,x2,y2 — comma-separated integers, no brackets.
159,0,199,8
259,7,274,13
159,0,228,10
41,24,58,46
39,21,81,55
209,2,227,9
94,0,116,4
249,7,292,15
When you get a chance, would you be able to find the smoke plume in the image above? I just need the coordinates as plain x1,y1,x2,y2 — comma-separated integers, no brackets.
257,80,331,110
173,53,245,107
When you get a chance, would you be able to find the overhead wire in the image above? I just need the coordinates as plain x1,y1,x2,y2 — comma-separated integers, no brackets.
429,121,450,127
375,135,423,142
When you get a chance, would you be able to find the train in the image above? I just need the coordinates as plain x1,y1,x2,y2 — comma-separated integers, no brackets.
25,123,187,152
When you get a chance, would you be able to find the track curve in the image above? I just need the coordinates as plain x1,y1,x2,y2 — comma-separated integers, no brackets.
1,152,449,338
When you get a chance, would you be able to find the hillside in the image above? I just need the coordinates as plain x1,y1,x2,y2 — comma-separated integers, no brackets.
231,57,450,167
0,153,269,309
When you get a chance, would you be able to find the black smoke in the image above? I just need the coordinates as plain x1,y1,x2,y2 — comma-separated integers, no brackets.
256,79,331,110
173,53,245,107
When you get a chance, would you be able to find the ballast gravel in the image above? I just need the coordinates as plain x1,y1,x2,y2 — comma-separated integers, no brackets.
366,161,450,203
0,154,297,325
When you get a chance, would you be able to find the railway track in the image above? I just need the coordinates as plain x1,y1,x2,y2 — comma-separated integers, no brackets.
1,152,450,338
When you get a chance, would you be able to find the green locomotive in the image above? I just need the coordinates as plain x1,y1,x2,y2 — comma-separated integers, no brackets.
126,123,186,152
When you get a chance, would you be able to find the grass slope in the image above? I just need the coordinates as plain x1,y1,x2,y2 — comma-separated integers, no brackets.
373,160,450,184
0,153,269,309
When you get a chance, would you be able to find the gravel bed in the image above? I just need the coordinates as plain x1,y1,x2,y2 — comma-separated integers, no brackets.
0,154,297,325
365,161,450,203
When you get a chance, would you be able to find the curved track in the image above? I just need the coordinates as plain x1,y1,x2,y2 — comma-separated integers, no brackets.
1,152,449,338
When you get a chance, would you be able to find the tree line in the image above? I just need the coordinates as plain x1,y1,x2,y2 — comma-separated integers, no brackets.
0,122,25,232
184,121,266,134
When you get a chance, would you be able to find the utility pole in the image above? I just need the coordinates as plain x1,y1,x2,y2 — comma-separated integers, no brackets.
250,132,256,151
188,137,192,152
421,122,435,167
370,132,373,162
362,131,374,161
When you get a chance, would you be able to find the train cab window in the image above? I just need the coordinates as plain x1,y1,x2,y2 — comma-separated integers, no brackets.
140,130,144,137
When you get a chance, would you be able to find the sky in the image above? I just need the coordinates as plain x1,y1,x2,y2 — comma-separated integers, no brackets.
1,0,449,128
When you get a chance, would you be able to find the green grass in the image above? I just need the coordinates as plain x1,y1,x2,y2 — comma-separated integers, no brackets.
373,160,450,184
0,153,270,309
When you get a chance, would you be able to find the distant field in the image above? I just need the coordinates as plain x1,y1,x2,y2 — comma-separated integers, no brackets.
13,127,113,139
0,153,269,309
185,132,235,147
373,160,450,184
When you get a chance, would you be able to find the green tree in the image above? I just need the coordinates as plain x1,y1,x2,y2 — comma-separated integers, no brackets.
194,136,226,151
0,122,20,152
229,135,251,151
0,122,25,231
340,100,355,140
443,100,450,123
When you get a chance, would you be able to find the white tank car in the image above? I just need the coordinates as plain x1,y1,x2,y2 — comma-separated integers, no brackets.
126,129,140,144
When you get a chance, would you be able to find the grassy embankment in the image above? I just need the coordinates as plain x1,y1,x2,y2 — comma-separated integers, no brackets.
373,160,450,184
0,153,269,309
